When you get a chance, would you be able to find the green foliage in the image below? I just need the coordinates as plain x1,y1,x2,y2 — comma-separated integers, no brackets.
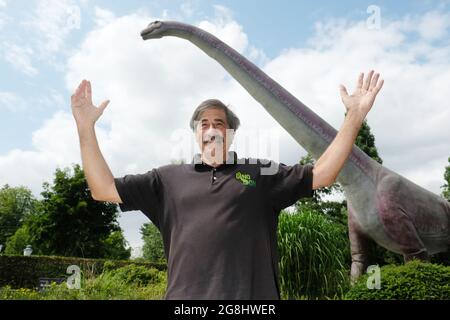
0,184,37,248
100,263,165,287
345,260,450,300
0,264,167,300
102,231,131,260
4,225,32,255
277,209,351,300
0,286,42,300
25,164,127,258
354,120,383,164
441,157,450,201
0,254,166,289
141,223,166,263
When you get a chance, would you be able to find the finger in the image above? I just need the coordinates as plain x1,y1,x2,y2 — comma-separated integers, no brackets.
98,100,110,112
374,79,384,95
86,81,92,103
370,73,380,91
356,72,364,90
363,70,374,91
339,84,349,98
72,81,85,104
74,80,85,97
83,80,89,99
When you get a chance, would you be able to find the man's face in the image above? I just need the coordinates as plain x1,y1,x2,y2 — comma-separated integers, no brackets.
195,108,233,164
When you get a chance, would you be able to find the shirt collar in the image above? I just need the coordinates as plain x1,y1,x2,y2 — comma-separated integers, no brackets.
192,151,238,171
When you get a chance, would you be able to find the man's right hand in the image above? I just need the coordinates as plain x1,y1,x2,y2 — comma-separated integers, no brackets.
71,80,110,129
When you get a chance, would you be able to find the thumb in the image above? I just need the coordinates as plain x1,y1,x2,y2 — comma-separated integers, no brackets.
98,100,110,113
339,84,349,99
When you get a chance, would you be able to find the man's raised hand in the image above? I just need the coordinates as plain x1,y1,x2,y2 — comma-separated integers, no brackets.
71,80,110,129
339,70,384,119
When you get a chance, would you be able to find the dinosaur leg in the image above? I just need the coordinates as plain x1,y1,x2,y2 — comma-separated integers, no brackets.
348,205,371,283
378,205,429,262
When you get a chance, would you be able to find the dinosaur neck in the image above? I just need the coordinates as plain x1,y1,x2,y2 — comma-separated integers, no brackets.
159,22,381,185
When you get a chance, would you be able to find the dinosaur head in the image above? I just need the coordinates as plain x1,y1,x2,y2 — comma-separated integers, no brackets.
141,20,167,39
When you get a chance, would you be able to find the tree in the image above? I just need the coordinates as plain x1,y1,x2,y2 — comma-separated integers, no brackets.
441,157,450,201
141,223,166,263
0,185,37,249
26,164,128,258
354,120,383,164
4,225,32,255
103,231,131,260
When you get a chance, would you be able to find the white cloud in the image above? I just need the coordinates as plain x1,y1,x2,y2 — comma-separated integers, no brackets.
94,6,115,27
417,11,450,40
25,0,81,59
1,42,38,76
0,110,113,210
0,91,25,112
2,7,449,248
180,2,195,18
264,15,450,193
0,89,68,116
0,0,8,30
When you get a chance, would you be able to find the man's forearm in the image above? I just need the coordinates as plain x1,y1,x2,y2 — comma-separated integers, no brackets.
313,110,365,188
77,124,115,198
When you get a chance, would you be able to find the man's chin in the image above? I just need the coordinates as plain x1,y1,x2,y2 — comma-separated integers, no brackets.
201,146,226,162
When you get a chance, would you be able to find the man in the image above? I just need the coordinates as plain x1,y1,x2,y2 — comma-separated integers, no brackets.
71,71,383,299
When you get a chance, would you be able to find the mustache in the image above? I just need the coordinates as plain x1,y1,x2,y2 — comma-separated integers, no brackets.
202,134,224,143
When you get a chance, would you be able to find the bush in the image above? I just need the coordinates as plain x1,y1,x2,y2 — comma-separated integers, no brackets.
0,264,167,300
278,209,351,300
101,264,165,286
0,254,166,289
345,260,450,300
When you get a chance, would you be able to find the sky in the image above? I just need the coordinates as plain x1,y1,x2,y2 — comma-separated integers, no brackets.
1,0,449,256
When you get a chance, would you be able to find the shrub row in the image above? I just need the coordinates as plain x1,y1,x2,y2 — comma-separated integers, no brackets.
0,264,167,300
0,254,166,289
345,260,450,300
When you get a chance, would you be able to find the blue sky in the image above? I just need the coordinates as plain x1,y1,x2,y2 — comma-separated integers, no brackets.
1,0,449,251
0,0,445,151
1,0,449,153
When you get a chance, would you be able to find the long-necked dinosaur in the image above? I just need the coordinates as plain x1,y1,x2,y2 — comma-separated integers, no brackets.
140,21,450,279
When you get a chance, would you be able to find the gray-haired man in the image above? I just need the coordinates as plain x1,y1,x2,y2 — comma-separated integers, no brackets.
71,71,383,299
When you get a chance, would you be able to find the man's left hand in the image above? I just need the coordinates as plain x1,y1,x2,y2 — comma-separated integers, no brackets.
339,70,384,119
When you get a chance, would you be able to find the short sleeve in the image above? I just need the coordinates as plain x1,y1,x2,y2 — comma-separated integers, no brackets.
268,163,314,211
114,169,163,228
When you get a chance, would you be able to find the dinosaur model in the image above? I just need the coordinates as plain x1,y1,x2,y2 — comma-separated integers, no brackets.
140,21,450,279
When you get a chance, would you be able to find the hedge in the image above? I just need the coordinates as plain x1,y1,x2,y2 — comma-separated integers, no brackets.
0,254,166,289
345,260,450,300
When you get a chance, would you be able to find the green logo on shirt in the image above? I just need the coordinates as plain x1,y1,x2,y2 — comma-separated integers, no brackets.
235,171,256,187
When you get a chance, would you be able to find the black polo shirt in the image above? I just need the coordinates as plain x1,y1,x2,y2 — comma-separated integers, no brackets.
114,152,314,300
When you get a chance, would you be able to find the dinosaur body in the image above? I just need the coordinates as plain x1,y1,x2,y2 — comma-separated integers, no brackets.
141,21,450,279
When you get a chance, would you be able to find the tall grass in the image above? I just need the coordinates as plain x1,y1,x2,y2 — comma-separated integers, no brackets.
278,209,351,299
